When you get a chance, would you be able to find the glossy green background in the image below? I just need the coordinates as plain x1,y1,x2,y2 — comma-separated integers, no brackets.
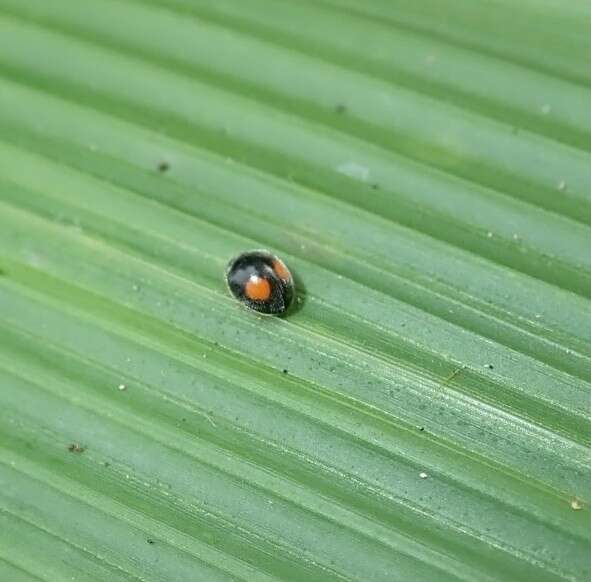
0,1,590,580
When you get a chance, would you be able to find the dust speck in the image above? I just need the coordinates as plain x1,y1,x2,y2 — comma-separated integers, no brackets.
157,161,170,173
540,104,552,115
419,472,428,479
557,180,567,192
68,443,85,453
570,498,583,511
147,538,155,545
118,383,127,391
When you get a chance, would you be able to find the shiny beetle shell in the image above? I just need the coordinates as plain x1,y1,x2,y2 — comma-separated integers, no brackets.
225,250,295,315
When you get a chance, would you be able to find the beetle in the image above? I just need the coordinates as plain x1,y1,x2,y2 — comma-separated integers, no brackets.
226,250,295,316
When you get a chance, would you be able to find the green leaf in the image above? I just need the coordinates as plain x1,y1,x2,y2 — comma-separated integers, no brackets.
0,0,590,580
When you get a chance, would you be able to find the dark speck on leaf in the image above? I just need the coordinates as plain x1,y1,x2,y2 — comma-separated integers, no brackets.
103,461,110,467
371,183,379,190
157,161,170,173
335,103,347,114
486,364,494,370
147,538,155,545
282,369,288,374
418,427,425,432
68,443,85,453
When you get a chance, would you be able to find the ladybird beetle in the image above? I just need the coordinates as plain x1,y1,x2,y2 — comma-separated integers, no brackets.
226,250,295,315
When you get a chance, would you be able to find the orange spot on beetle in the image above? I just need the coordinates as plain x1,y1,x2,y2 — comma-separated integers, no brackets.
245,276,272,301
272,259,291,281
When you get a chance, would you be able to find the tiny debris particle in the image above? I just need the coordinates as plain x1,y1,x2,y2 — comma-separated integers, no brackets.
418,427,425,432
419,472,428,479
68,443,85,453
147,538,155,545
486,364,494,370
557,180,567,191
335,103,347,114
157,161,169,173
371,183,380,190
486,231,493,238
540,104,552,115
282,369,288,374
118,383,127,391
570,498,583,511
